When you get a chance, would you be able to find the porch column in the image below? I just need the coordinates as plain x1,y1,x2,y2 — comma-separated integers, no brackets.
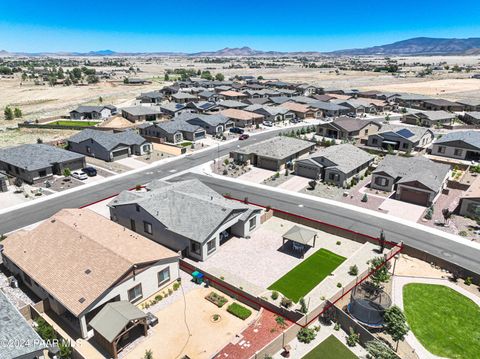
79,315,88,339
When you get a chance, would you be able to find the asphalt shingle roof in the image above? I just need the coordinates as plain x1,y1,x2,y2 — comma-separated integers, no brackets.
434,131,480,150
122,106,161,116
235,136,314,160
68,129,147,151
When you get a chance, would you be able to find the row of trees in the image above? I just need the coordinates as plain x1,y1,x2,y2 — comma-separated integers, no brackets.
4,106,22,120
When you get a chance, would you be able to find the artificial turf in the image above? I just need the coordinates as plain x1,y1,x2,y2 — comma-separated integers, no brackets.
302,335,358,359
268,248,346,302
50,120,99,127
403,283,480,359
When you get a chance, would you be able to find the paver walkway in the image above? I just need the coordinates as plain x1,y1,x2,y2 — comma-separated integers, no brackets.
392,275,480,359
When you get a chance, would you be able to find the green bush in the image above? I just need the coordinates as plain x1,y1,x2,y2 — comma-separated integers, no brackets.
35,317,57,341
297,327,317,343
280,297,293,308
227,302,252,320
173,281,180,291
464,276,473,286
348,265,359,276
346,327,360,347
271,290,279,300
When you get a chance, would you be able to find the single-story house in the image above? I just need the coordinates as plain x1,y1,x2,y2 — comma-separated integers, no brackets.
371,155,450,206
139,120,206,143
459,176,480,217
214,100,249,110
68,129,152,162
402,109,456,127
317,117,381,140
109,179,262,261
244,97,273,106
431,131,480,161
0,144,86,184
219,108,264,127
0,172,8,192
1,208,179,339
244,104,295,122
136,91,164,104
218,90,248,101
0,290,46,359
198,90,219,102
281,101,319,119
177,113,233,135
70,105,117,120
186,101,218,113
171,92,198,103
367,125,434,152
295,144,374,186
231,136,315,171
121,106,161,122
307,101,350,117
395,94,432,109
159,102,190,117
462,111,480,125
419,99,464,112
456,100,480,112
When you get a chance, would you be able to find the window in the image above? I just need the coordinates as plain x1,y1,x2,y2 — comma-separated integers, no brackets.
191,241,201,255
437,146,446,154
128,284,143,302
402,143,409,149
130,219,136,231
467,203,480,216
38,170,47,177
249,217,257,230
375,177,388,186
143,221,152,235
454,149,463,156
158,268,170,286
206,239,216,254
372,138,378,145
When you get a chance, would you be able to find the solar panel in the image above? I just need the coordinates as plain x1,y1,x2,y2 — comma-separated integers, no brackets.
396,128,415,138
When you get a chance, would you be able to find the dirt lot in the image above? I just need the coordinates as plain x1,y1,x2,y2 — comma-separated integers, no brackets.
0,128,79,148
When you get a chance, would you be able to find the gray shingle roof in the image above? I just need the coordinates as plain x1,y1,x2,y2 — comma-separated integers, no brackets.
0,291,46,359
122,106,161,116
216,100,248,108
110,179,258,243
160,102,186,113
434,131,480,149
305,143,374,174
71,105,115,114
154,120,203,134
376,124,432,143
0,144,85,171
325,117,379,133
235,136,314,161
68,129,147,151
177,113,230,127
374,155,450,191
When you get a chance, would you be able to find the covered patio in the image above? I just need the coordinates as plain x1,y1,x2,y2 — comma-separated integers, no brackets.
89,301,148,359
282,225,317,258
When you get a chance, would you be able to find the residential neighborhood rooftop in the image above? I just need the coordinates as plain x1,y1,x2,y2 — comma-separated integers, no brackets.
235,136,314,160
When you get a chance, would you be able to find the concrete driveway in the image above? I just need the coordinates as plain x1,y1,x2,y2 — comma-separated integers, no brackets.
238,167,275,183
379,198,425,222
277,176,310,192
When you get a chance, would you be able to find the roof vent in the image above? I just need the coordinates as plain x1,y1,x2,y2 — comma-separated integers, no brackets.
51,219,56,223
78,297,86,303
84,269,91,275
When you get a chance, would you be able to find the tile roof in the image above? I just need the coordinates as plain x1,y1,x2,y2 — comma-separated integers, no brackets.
0,144,85,171
2,209,178,317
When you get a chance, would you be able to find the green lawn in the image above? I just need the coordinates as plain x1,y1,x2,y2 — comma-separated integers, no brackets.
268,248,346,302
303,335,357,359
403,283,480,359
50,120,99,127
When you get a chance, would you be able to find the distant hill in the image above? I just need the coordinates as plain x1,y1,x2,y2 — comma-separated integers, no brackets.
328,37,480,56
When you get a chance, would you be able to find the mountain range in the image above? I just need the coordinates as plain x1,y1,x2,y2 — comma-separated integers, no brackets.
1,37,480,57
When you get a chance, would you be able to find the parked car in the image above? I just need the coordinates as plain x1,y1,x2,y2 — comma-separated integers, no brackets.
263,121,273,127
239,134,250,140
71,171,88,180
289,118,300,123
82,167,97,177
229,127,245,134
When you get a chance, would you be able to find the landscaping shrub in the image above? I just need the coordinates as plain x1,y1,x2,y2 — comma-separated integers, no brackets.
346,327,360,347
299,297,308,314
35,317,57,341
227,302,252,320
173,281,180,291
464,276,473,286
348,265,359,276
362,193,368,202
275,316,287,328
337,282,342,288
271,290,279,300
297,327,317,343
206,292,228,307
155,294,163,301
280,297,293,308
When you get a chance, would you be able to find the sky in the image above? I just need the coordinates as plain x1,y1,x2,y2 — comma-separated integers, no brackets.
0,0,479,53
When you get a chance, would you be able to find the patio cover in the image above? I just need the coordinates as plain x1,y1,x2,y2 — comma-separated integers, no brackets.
282,225,317,246
89,301,147,343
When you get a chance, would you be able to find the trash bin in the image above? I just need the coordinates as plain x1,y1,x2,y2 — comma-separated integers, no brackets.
192,271,204,284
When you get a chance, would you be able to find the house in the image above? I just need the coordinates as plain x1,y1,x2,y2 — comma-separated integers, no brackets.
231,136,315,171
419,99,464,112
307,101,350,117
1,208,179,339
244,104,295,122
0,172,8,192
244,97,273,106
159,102,190,117
403,109,456,127
121,106,161,122
136,91,164,104
219,108,264,127
459,176,480,217
395,94,432,109
371,155,449,206
214,100,249,110
139,120,206,143
198,90,219,102
171,92,198,104
124,78,151,85
462,111,480,125
317,117,381,140
269,96,292,105
296,84,318,96
367,125,434,152
295,144,374,186
178,113,233,135
281,101,319,119
332,99,368,115
70,105,117,120
0,290,46,359
109,179,262,261
67,129,152,162
0,144,86,184
456,100,480,112
186,101,217,113
218,90,248,101
431,131,480,161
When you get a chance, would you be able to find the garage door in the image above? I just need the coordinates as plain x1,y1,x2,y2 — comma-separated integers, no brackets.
112,148,129,160
399,188,429,206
